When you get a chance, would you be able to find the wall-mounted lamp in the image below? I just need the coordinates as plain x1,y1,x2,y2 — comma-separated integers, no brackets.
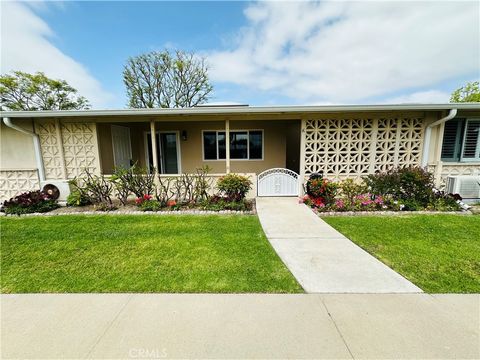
181,130,187,141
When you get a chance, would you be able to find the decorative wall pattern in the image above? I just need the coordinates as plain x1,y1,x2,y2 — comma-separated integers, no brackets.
304,116,424,179
62,123,100,178
0,169,40,201
35,120,101,180
35,120,64,180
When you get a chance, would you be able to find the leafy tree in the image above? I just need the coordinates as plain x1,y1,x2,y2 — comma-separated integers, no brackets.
123,50,213,108
450,80,480,102
0,71,90,111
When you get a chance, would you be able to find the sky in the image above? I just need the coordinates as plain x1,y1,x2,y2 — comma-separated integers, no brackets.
1,0,479,109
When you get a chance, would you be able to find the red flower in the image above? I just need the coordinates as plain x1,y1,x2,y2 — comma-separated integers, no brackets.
143,194,152,201
166,199,176,207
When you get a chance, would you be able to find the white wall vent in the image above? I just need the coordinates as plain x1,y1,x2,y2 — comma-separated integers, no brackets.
446,176,480,199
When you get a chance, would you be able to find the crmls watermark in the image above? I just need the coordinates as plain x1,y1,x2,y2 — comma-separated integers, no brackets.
128,347,167,359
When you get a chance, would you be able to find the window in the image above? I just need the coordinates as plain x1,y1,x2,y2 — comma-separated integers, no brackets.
462,119,480,161
202,130,263,160
441,118,480,162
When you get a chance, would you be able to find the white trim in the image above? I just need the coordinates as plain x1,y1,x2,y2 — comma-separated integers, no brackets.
144,130,182,174
3,103,480,118
201,129,264,161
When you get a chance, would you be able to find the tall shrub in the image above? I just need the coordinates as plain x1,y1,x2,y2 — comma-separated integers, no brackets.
216,174,252,201
364,166,435,208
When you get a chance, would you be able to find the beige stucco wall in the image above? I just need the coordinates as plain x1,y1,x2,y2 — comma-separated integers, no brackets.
3,109,480,201
0,120,39,200
97,120,292,175
0,121,37,169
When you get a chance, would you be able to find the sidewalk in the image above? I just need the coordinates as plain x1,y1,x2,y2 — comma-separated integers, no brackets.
1,293,478,359
256,197,422,293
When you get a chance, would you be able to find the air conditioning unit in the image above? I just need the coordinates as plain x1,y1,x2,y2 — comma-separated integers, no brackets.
446,176,480,200
40,180,72,202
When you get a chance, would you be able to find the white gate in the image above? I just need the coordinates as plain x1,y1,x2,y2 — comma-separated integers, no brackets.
257,168,299,197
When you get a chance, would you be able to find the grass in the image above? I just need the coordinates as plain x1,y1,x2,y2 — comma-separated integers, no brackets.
0,215,302,293
323,215,480,293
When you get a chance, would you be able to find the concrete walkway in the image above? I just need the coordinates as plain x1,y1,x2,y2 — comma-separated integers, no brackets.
256,197,422,293
2,294,478,359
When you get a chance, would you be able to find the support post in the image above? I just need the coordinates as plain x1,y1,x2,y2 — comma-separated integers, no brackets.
298,119,306,196
225,119,231,174
150,120,159,173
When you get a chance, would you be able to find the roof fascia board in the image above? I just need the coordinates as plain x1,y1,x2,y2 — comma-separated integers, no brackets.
1,103,479,119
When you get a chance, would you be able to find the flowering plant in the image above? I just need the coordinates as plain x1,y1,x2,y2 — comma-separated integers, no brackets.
135,194,153,205
2,190,59,215
305,178,338,205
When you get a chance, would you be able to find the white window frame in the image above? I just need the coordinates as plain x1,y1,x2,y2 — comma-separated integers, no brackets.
201,129,264,161
143,131,182,174
460,118,480,162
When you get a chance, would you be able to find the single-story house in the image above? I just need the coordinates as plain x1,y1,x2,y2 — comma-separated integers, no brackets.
1,103,480,201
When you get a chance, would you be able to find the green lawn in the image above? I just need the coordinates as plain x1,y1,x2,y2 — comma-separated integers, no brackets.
1,215,302,293
323,215,480,293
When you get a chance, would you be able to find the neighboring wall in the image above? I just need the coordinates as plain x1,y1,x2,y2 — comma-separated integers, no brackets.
34,119,101,180
0,121,39,200
426,110,480,187
301,112,425,180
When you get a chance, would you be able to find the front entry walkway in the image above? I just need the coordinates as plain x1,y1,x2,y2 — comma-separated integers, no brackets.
256,197,422,293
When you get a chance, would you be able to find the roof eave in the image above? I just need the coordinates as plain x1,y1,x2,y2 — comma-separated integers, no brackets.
1,103,479,118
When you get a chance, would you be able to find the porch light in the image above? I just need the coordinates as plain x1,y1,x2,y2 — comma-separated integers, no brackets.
181,130,187,141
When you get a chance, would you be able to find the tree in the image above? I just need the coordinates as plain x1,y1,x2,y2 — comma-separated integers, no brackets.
123,50,213,108
0,71,90,111
450,80,480,102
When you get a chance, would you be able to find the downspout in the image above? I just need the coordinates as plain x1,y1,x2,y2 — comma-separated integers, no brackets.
3,117,45,181
421,108,457,168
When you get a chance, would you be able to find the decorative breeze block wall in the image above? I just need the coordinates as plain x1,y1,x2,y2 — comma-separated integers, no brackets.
304,116,424,179
0,169,40,200
35,120,101,180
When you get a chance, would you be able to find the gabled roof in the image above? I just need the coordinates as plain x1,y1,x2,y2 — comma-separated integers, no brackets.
1,103,479,118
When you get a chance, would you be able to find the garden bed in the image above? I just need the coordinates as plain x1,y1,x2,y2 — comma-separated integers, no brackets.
317,209,470,216
1,166,256,216
0,201,256,217
302,166,466,214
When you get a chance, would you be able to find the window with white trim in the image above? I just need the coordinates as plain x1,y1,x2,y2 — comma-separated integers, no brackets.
441,118,480,162
202,130,263,160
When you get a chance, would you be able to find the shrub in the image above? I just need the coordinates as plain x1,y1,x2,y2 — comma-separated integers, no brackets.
112,164,155,199
201,195,252,211
338,179,367,205
428,192,461,211
364,166,435,208
66,190,91,207
216,174,252,201
70,169,115,210
305,177,338,206
2,190,59,215
110,167,131,205
138,199,162,212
